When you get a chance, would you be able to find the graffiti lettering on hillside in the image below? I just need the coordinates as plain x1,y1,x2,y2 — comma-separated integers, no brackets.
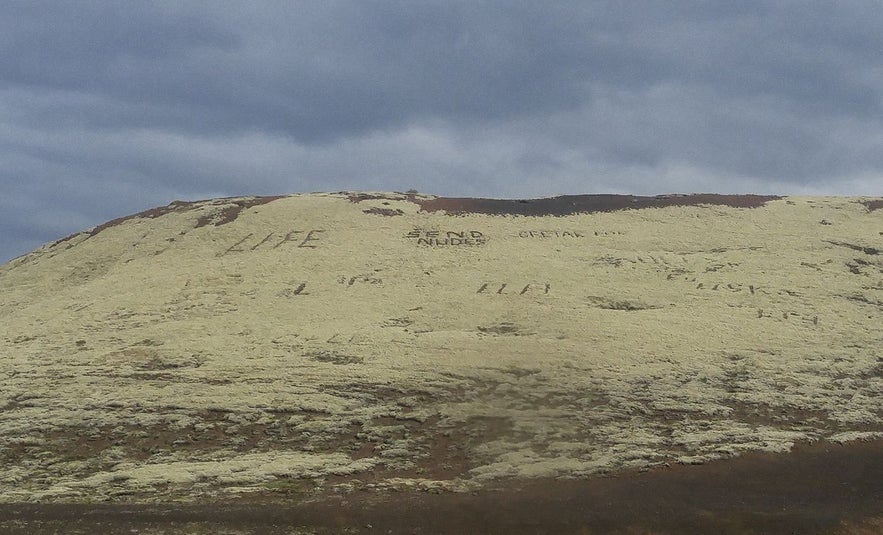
405,229,487,247
276,282,309,297
517,230,585,238
219,230,325,256
476,282,551,295
337,274,383,287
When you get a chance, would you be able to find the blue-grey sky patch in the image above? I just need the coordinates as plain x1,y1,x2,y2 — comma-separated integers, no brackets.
1,1,882,261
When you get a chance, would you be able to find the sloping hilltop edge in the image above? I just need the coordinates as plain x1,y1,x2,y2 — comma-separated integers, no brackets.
0,192,881,510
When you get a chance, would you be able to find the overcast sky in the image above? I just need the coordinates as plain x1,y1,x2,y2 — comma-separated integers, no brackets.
2,1,882,262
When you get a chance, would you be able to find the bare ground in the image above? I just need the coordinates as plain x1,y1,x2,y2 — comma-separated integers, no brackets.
2,438,881,534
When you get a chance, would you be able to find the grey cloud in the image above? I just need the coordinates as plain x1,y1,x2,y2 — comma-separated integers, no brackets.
6,1,882,140
1,2,677,141
1,1,882,261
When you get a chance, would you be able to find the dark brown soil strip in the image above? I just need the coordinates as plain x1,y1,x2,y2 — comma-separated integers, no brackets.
826,240,881,256
348,192,780,216
50,201,198,247
2,439,881,534
50,196,284,247
413,193,780,216
362,206,405,216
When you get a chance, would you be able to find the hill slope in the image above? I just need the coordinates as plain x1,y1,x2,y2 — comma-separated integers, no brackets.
1,192,881,504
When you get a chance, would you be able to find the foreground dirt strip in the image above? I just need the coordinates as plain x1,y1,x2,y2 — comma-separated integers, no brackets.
2,439,881,534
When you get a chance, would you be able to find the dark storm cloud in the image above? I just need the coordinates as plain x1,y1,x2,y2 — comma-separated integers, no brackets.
2,1,882,261
4,2,636,140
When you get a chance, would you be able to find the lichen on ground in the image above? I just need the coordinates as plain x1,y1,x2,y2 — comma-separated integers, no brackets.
0,193,881,502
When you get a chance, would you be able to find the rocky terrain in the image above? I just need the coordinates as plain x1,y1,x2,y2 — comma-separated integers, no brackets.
1,192,881,533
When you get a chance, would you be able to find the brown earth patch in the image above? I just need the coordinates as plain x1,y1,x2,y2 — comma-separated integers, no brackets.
362,207,405,216
414,193,781,216
51,201,198,247
345,192,399,203
2,439,881,534
336,414,516,483
50,196,284,248
194,197,284,228
861,199,883,211
0,409,366,478
349,193,780,216
826,240,881,256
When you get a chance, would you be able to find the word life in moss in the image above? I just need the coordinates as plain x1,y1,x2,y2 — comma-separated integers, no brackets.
477,282,551,295
220,230,325,256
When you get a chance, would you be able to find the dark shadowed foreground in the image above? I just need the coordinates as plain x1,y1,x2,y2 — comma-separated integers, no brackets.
2,439,881,534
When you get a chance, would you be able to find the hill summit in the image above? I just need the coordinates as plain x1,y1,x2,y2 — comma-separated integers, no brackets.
1,192,881,503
